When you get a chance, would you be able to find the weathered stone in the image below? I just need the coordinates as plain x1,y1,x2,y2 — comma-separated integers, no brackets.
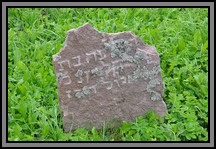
52,23,167,132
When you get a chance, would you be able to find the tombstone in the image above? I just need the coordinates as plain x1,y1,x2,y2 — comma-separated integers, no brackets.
52,23,167,132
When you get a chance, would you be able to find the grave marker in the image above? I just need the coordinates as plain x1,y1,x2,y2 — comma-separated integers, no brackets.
53,23,167,132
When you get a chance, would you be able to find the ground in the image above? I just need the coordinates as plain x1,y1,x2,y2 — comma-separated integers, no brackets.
8,8,208,141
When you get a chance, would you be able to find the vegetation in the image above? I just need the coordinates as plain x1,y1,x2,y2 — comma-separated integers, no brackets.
8,8,208,141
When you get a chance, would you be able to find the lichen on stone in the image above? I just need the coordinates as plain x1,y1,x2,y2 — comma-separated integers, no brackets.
146,78,161,101
74,86,91,99
75,91,84,99
91,67,103,76
133,65,142,79
53,54,61,61
82,86,91,95
95,77,105,84
56,72,62,79
133,65,152,80
104,42,118,58
150,90,162,101
121,52,134,62
151,65,161,75
75,69,83,77
147,78,160,89
148,68,159,80
104,38,163,101
114,39,131,53
104,39,131,59
134,50,145,62
133,65,161,79
133,50,151,64
55,72,62,83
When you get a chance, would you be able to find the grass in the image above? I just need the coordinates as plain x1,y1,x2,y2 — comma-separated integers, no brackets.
8,8,208,141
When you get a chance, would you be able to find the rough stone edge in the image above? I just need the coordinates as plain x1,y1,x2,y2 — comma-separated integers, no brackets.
52,23,159,61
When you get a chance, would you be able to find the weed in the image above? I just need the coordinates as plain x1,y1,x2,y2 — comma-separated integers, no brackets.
8,8,208,141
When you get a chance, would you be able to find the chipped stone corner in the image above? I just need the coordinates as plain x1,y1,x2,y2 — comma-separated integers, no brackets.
52,53,61,62
66,23,92,33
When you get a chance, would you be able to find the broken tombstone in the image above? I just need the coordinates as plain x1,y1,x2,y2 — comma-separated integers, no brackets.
52,23,167,132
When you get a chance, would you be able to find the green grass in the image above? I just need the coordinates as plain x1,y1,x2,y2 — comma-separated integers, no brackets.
8,8,208,141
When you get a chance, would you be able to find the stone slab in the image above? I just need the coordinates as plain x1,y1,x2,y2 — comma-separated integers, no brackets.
52,23,167,132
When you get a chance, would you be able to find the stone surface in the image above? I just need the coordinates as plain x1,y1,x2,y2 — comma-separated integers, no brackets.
52,23,167,132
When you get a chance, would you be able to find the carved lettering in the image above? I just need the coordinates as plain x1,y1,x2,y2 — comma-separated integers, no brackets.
74,89,81,93
59,71,72,85
58,59,71,71
97,50,106,60
99,61,110,67
84,70,90,84
72,55,82,67
99,78,113,90
105,66,119,78
113,79,120,88
86,51,97,63
77,77,83,84
127,75,136,84
106,81,113,90
89,84,97,94
66,90,72,98
120,76,127,84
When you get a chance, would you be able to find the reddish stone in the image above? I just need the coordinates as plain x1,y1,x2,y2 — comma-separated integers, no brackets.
52,23,167,132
